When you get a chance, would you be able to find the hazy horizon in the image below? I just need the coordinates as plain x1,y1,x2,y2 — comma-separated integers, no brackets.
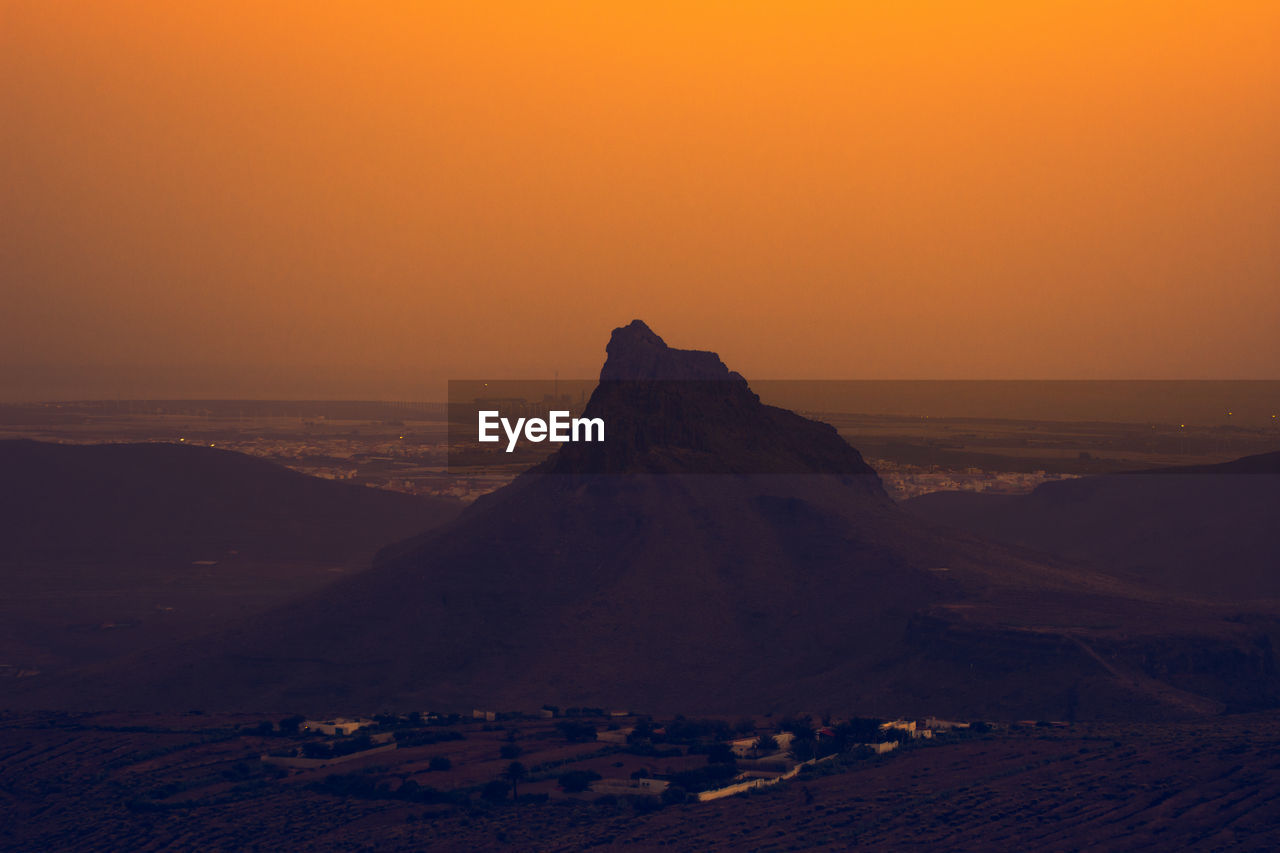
6,374,1279,429
9,363,1280,404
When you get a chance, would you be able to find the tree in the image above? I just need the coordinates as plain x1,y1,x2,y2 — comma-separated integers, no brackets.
556,720,597,742
502,761,527,800
705,743,736,765
628,717,654,744
278,715,304,735
842,717,883,744
781,718,815,741
499,743,523,760
302,742,330,759
428,756,451,772
789,735,816,762
784,716,817,761
661,785,688,806
755,734,779,754
558,769,601,793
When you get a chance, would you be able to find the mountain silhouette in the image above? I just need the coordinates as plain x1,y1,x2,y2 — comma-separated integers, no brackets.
904,452,1280,600
534,320,890,480
23,324,1280,720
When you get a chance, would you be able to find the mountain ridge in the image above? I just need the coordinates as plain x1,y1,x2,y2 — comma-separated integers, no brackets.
15,323,1280,720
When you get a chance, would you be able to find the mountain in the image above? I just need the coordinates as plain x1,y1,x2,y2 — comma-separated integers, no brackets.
903,452,1280,600
0,439,460,565
20,324,1280,720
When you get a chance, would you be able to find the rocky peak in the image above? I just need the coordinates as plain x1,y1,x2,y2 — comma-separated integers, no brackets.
600,319,748,384
543,321,884,480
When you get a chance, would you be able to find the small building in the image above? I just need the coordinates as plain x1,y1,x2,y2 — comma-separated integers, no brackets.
472,709,497,722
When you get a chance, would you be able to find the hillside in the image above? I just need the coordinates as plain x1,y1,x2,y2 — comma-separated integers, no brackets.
0,439,459,564
19,323,1280,720
0,439,461,679
903,452,1280,600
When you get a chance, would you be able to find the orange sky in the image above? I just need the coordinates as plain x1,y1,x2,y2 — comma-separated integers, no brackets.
2,1,1278,398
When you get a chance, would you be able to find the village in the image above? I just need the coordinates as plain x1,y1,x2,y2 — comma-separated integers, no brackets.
244,706,1017,809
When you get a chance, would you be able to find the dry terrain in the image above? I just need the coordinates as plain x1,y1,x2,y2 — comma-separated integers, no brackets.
2,710,1278,851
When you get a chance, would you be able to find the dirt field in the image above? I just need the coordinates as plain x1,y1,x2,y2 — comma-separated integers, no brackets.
2,709,1278,851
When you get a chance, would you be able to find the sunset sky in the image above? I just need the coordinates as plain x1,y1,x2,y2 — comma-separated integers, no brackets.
3,1,1278,399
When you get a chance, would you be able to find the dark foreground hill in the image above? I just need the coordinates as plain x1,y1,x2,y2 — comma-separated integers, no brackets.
903,452,1280,600
0,439,460,565
19,324,1280,721
0,440,461,679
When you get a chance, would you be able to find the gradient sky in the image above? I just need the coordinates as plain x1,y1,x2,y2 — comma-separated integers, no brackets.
3,1,1278,399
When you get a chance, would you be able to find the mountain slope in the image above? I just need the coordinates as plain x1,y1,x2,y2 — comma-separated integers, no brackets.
0,439,460,565
0,440,462,680
903,452,1280,600
23,324,1280,720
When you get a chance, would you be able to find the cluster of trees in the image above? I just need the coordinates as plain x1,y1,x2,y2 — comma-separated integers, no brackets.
277,715,306,735
307,773,465,806
618,717,723,758
373,712,463,728
649,717,735,744
481,762,529,801
298,734,377,760
555,720,597,742
238,716,311,737
667,734,739,794
775,715,913,761
557,769,601,793
394,729,465,748
667,763,737,794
